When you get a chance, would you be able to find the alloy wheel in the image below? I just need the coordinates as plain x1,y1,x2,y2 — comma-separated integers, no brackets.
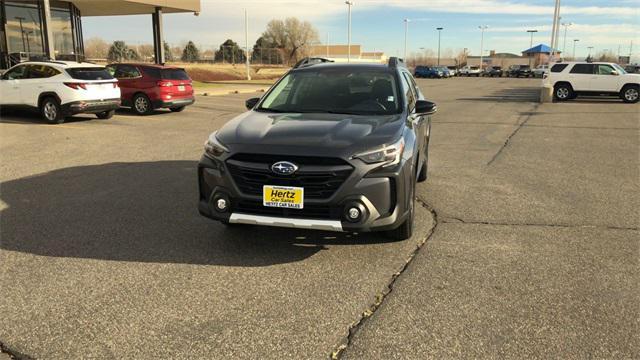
557,87,569,99
625,88,639,102
135,96,149,113
44,102,57,121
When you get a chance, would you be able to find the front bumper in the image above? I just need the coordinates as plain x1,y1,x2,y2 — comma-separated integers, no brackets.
153,97,195,109
63,98,120,115
197,154,413,233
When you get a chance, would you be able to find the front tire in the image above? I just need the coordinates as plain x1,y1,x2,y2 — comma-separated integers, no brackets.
554,83,573,101
132,93,153,115
96,110,115,119
387,182,415,241
40,97,65,124
621,85,639,103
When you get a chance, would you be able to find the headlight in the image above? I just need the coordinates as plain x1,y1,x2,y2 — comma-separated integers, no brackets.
353,138,405,167
204,132,229,159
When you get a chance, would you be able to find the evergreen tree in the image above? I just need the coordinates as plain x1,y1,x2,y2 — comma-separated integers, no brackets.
214,39,246,64
181,41,200,62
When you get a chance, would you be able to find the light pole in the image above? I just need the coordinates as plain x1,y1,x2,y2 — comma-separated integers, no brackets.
572,39,579,59
403,19,410,60
561,22,572,57
436,27,443,66
345,1,353,62
478,25,488,70
587,46,594,59
549,0,561,61
526,29,537,66
245,9,251,80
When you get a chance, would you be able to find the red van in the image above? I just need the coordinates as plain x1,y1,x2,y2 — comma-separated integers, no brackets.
106,63,195,115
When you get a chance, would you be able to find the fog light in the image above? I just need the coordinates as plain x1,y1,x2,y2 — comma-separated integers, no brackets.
216,198,227,211
348,208,361,220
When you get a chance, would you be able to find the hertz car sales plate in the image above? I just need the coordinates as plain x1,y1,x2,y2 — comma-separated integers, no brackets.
263,185,304,209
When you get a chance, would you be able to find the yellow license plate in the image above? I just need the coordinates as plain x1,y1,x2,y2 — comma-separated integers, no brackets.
263,185,304,209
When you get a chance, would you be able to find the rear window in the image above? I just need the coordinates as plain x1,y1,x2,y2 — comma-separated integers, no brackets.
66,67,113,80
551,64,569,73
162,69,190,80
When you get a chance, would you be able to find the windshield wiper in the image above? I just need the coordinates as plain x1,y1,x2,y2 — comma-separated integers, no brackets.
255,108,289,113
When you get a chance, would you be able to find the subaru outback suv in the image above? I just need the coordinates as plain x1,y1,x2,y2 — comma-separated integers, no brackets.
198,57,436,240
545,61,639,103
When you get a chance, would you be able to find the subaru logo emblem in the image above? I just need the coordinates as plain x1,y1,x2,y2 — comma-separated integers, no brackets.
271,161,298,175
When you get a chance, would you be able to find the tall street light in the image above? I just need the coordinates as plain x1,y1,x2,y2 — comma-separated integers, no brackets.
526,29,537,67
436,27,443,66
345,1,353,62
478,25,488,70
403,19,410,60
561,22,572,56
245,9,251,80
587,46,594,58
572,39,579,59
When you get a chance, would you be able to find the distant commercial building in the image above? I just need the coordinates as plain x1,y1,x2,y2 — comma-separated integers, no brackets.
0,0,200,69
466,50,528,68
521,44,561,66
307,44,387,63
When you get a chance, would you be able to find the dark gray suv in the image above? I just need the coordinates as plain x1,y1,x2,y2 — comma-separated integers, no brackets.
197,57,436,240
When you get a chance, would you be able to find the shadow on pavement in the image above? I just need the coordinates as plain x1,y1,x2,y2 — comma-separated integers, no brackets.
0,161,388,266
458,87,541,102
0,108,98,124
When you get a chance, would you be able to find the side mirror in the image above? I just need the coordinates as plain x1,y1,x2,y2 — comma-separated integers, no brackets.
610,70,619,76
415,100,437,115
245,97,260,110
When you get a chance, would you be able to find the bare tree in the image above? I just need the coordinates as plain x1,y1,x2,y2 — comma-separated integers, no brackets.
596,50,617,62
84,37,109,59
137,44,155,62
262,17,319,65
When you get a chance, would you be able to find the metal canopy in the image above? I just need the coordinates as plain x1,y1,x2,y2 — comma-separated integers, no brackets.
68,0,199,16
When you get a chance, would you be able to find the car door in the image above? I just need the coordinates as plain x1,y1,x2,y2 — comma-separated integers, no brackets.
567,64,594,91
20,64,61,107
0,64,29,105
591,64,620,92
402,71,426,165
113,64,142,105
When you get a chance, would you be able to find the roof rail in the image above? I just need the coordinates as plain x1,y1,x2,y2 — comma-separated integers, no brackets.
388,57,405,68
292,57,334,69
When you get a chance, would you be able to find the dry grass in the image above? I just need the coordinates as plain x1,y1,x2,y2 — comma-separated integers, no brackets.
177,63,288,82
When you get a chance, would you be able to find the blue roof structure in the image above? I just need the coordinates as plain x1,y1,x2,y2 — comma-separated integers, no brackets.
522,44,560,54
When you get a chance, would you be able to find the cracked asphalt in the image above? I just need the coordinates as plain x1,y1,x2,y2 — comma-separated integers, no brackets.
1,77,638,359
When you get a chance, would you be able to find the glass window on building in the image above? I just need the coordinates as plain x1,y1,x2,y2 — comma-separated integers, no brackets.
50,1,74,57
4,1,45,59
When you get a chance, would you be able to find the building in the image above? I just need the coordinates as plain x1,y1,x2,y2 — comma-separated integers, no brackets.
522,44,561,66
466,50,528,68
307,44,387,63
0,0,200,69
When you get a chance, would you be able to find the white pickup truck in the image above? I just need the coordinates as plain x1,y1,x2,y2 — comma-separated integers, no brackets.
459,65,482,77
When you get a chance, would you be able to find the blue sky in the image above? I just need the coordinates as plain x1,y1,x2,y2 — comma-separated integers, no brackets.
83,0,639,59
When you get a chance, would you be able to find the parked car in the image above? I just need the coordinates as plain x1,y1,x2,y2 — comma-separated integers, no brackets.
0,61,120,124
414,66,444,78
459,66,481,77
436,66,452,78
446,66,458,76
198,57,436,240
544,61,639,103
483,66,503,77
624,64,640,74
533,64,549,78
106,63,195,115
507,65,533,78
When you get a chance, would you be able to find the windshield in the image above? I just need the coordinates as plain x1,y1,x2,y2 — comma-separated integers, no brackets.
612,64,627,74
257,68,401,115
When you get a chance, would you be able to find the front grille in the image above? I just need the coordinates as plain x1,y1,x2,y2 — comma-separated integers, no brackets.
234,200,341,220
226,154,353,199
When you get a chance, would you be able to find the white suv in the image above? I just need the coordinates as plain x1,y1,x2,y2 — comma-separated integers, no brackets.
0,61,121,123
544,61,639,103
460,65,482,77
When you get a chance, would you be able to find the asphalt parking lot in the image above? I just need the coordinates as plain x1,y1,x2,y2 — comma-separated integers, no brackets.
1,77,638,359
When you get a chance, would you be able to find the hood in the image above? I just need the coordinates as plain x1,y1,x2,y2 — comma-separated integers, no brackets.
216,111,406,153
